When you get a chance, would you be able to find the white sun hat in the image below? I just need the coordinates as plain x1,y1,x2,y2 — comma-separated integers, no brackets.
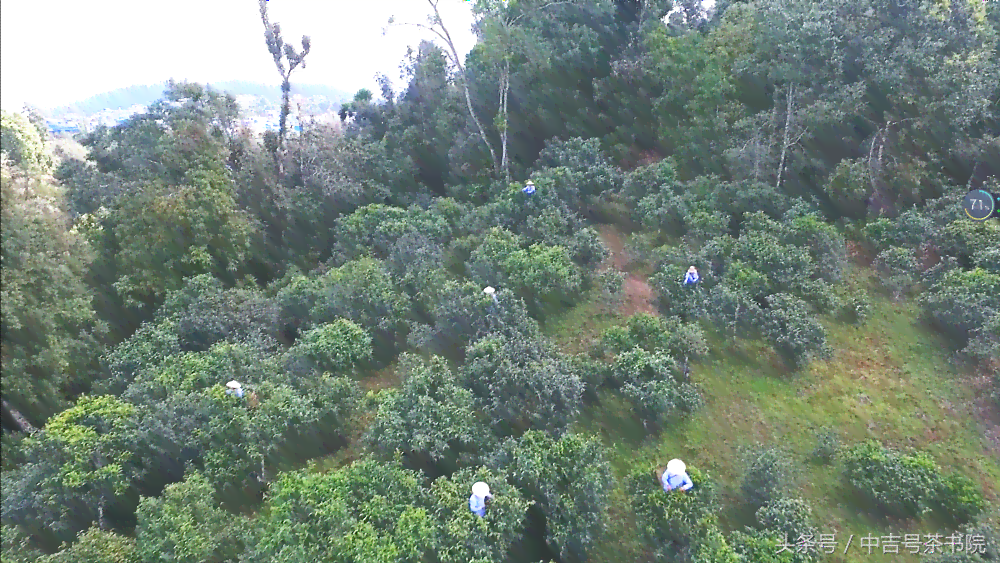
667,459,686,475
472,481,491,497
226,380,242,389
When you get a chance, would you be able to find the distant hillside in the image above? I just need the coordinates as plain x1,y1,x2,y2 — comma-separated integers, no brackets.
51,81,351,116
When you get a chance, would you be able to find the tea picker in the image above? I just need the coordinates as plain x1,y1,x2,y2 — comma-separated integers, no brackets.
470,481,493,517
662,459,694,492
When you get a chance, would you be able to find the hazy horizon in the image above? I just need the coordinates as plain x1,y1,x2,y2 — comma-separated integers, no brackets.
1,0,478,112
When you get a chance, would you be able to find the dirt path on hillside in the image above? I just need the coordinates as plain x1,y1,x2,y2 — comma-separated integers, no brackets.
598,224,657,317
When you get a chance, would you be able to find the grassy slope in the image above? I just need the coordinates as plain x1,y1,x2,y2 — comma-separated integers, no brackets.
543,229,999,563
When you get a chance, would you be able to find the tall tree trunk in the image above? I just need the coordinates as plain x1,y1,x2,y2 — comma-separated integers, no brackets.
776,82,795,190
98,495,106,531
500,57,511,185
753,124,763,182
1,399,36,433
423,0,501,178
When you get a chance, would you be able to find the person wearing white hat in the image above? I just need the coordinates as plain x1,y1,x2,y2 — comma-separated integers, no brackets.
661,459,693,492
469,481,492,517
226,380,245,399
683,266,700,286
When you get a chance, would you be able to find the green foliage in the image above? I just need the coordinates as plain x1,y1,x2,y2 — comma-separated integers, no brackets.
1,110,53,175
461,333,583,437
246,460,434,562
609,346,704,425
154,274,280,353
873,246,920,300
39,395,135,494
621,376,705,427
109,165,254,308
39,527,137,563
730,530,798,563
532,137,623,208
756,497,818,553
921,268,1000,346
365,354,492,468
837,286,871,325
135,470,248,563
622,159,677,204
840,440,984,522
429,466,531,563
468,227,583,317
691,521,742,563
935,473,988,525
309,258,410,354
600,313,710,361
98,320,181,395
122,341,275,405
761,294,831,369
334,203,450,262
822,158,870,219
491,431,614,563
740,444,795,510
290,319,372,375
625,463,719,559
937,219,1000,268
609,347,680,388
2,169,100,426
2,525,42,563
811,428,839,463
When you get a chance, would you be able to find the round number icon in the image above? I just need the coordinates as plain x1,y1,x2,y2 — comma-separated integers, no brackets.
963,190,996,221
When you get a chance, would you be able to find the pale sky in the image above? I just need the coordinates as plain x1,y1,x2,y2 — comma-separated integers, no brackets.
0,0,479,111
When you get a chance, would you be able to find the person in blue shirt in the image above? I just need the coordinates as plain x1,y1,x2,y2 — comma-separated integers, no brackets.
226,381,245,398
470,482,492,517
683,266,700,286
662,459,694,492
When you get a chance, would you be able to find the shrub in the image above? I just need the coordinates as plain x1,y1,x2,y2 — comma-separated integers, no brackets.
290,319,373,375
622,159,677,203
467,228,583,318
490,431,614,563
625,463,719,560
1,110,53,175
935,473,987,524
622,378,704,426
609,348,681,389
964,313,1000,364
365,355,492,469
38,527,137,563
756,497,818,549
873,246,920,300
811,428,839,463
730,530,798,563
565,354,611,399
761,294,831,369
841,440,939,518
461,333,583,437
993,372,1000,409
2,524,43,563
740,445,795,510
691,521,742,563
568,227,609,268
921,268,1000,345
838,287,871,325
429,466,531,563
135,471,248,563
311,258,410,342
533,137,624,207
598,269,626,311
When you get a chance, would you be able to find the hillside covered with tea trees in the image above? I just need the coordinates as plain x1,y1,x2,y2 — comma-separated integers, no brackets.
2,0,999,562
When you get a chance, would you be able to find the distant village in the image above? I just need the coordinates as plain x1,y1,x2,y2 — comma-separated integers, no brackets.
45,93,344,136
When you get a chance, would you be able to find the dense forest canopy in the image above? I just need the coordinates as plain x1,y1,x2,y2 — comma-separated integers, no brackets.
2,0,999,562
